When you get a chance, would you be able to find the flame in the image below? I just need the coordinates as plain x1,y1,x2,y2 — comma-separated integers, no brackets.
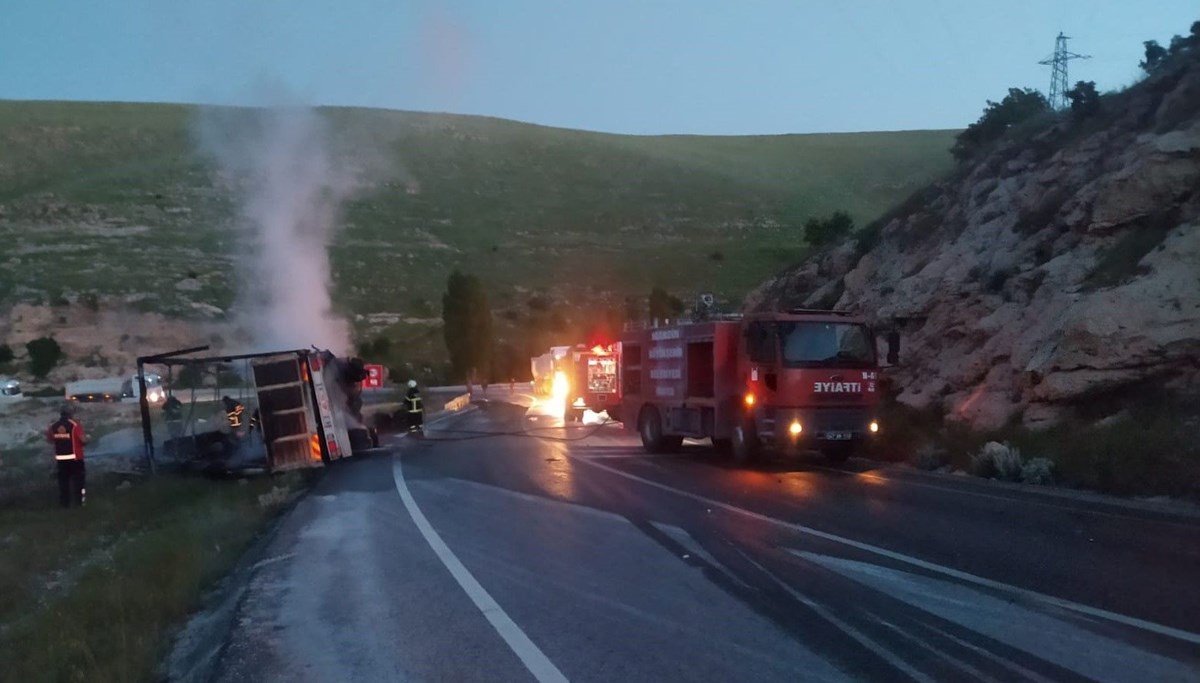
552,370,569,402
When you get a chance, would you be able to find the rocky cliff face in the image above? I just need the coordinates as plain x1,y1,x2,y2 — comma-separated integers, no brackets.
747,58,1200,429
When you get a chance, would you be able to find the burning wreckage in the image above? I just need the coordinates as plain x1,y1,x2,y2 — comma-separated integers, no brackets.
136,346,380,474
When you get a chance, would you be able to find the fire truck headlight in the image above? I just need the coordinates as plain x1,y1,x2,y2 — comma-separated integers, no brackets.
869,420,880,434
788,421,803,436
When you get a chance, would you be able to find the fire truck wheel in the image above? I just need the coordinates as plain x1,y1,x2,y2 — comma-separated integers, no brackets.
638,406,665,453
731,422,760,465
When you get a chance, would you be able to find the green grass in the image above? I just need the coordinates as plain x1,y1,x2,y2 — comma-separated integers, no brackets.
0,100,955,323
0,470,304,683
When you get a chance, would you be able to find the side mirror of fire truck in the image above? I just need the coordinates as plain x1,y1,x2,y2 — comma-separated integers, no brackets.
885,330,900,366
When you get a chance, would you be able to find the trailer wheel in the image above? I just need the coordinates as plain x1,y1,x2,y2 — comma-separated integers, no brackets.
712,438,732,457
731,422,760,465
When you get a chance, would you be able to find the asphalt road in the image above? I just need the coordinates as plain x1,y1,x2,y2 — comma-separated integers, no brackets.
205,390,1200,682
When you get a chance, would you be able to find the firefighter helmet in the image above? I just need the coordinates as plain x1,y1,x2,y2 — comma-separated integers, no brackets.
408,380,417,389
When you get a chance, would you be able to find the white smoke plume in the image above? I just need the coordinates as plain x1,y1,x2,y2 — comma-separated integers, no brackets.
195,102,364,355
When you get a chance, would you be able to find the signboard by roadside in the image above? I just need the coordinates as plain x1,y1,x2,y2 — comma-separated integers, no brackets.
363,364,385,389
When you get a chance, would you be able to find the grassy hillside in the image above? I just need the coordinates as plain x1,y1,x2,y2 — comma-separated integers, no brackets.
0,100,954,360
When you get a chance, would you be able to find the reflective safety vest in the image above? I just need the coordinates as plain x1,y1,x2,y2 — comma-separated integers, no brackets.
406,390,423,413
49,417,84,461
226,403,245,428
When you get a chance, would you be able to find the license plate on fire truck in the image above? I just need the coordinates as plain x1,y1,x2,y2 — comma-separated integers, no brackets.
824,431,852,441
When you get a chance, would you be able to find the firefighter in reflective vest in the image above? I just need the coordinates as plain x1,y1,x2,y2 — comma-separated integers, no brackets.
46,406,87,508
405,380,424,432
221,396,245,433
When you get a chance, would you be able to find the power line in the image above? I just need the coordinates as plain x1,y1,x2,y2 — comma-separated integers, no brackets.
1038,32,1091,110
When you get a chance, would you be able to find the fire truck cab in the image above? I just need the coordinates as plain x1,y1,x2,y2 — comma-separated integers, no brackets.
619,309,890,464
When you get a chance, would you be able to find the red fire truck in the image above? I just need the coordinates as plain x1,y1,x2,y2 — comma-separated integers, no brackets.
618,309,894,463
562,344,621,423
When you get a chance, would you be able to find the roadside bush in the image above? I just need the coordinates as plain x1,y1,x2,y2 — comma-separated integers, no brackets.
26,337,63,378
952,88,1050,162
911,444,948,471
1082,210,1177,290
1020,457,1056,485
971,441,1023,481
804,211,855,247
1066,81,1101,120
0,344,14,364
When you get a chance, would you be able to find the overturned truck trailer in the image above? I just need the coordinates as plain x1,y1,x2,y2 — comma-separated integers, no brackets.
139,346,375,473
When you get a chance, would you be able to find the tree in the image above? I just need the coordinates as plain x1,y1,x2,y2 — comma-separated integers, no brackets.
952,88,1049,162
804,211,855,247
1140,40,1168,72
648,287,684,322
441,270,493,382
26,337,63,378
1066,81,1101,120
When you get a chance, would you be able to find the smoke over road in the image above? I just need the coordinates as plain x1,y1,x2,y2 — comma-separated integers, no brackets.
195,103,362,355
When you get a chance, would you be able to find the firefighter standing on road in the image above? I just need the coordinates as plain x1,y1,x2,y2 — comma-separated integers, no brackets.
405,380,424,433
47,406,87,508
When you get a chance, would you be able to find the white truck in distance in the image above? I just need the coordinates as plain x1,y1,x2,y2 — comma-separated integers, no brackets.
65,373,165,404
1,378,22,404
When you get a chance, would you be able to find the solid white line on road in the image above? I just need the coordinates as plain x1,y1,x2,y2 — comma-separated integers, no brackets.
392,458,569,683
572,456,1200,647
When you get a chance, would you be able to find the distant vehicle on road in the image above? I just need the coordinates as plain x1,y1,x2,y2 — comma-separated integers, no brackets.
65,373,165,404
619,309,895,464
531,345,572,396
0,378,23,403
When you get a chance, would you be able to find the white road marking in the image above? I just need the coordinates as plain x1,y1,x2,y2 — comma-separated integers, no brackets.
392,459,569,683
572,456,1200,647
733,546,935,683
251,552,297,571
921,622,1054,683
649,522,751,589
874,618,998,683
